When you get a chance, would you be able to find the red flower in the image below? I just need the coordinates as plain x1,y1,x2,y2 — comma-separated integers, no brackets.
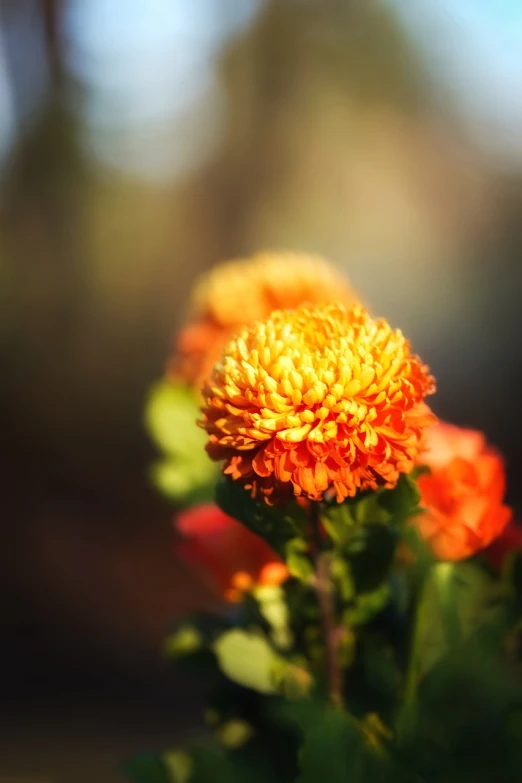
175,504,289,602
415,422,511,561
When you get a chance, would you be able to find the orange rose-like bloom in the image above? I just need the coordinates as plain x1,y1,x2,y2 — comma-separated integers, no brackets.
415,422,511,561
200,303,436,505
172,252,357,390
176,504,289,602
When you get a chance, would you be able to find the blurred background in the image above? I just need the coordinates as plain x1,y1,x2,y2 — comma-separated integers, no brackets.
1,0,521,779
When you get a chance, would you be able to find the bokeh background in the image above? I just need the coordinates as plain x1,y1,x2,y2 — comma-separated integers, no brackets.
1,1,522,780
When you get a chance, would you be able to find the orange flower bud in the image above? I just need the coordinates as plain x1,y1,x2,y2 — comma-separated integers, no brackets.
171,252,357,392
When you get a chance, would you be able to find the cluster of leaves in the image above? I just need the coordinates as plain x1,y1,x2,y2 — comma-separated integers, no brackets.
142,382,522,781
124,442,522,783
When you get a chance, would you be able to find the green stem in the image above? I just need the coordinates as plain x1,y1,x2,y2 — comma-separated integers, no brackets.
396,566,430,742
309,502,344,707
397,562,461,742
434,562,461,650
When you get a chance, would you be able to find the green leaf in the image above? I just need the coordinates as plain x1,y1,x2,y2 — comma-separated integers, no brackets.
353,492,393,526
269,700,391,781
322,502,357,544
272,661,314,700
410,464,430,480
323,491,393,546
213,630,283,694
331,554,355,602
150,459,217,505
295,707,389,783
415,562,504,677
121,754,172,783
163,751,193,783
217,720,255,749
215,478,305,559
284,538,313,582
323,476,420,549
501,550,522,614
145,380,218,503
399,609,522,782
268,696,327,736
151,459,194,498
346,583,392,627
378,474,421,518
253,584,293,650
145,380,204,456
346,524,398,594
162,614,229,674
187,746,239,783
163,625,204,658
349,635,402,723
186,743,281,783
298,710,358,783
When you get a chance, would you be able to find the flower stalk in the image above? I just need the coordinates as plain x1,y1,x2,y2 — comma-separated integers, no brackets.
309,501,344,707
395,561,432,743
434,562,461,650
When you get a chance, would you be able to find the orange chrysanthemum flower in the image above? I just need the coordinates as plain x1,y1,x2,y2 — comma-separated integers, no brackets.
415,422,511,561
200,303,436,505
171,252,357,391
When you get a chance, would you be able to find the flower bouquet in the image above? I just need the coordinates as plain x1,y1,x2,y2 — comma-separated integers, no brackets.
126,253,522,783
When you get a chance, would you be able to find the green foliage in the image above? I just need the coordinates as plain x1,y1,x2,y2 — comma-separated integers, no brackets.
323,474,422,547
145,380,202,458
353,491,393,527
184,715,304,783
414,562,504,678
212,624,314,700
501,550,522,615
215,478,308,567
149,460,216,506
121,754,173,783
186,740,296,783
253,584,293,650
145,380,218,504
322,501,357,544
349,634,403,723
378,474,421,517
163,751,193,783
297,711,366,783
123,746,244,783
272,660,313,701
136,381,522,783
272,700,390,783
397,609,522,782
346,523,398,594
284,537,313,582
322,475,423,603
185,746,241,783
163,625,204,658
330,553,355,602
347,583,392,627
213,629,283,694
162,614,230,675
127,553,522,782
217,720,255,749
